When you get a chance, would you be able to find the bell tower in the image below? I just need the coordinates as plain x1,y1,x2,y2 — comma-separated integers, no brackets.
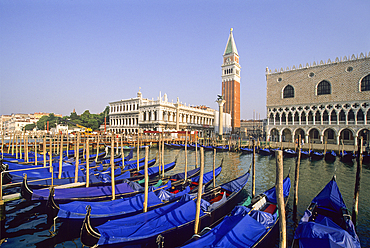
222,28,240,133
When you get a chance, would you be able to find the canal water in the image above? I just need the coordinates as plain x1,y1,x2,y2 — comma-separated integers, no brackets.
1,148,370,247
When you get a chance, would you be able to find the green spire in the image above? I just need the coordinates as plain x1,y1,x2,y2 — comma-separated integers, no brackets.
223,28,238,55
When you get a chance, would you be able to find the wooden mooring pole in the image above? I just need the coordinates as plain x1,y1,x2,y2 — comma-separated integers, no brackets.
352,137,363,227
276,150,286,248
58,134,63,179
86,137,90,188
143,146,149,213
194,147,205,234
252,139,256,198
213,148,216,188
111,135,116,200
293,135,301,223
184,131,188,182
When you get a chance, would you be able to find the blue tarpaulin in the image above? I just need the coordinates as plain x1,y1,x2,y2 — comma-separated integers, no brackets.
294,178,361,248
180,174,290,248
181,206,272,248
263,176,291,204
32,182,135,201
96,195,206,246
58,191,163,219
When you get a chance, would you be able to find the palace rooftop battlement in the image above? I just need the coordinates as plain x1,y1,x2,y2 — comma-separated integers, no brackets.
266,51,370,75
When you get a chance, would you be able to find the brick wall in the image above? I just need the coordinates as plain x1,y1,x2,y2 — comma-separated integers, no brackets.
222,79,240,130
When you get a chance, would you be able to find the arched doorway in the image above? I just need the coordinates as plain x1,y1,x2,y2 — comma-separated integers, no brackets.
323,128,336,144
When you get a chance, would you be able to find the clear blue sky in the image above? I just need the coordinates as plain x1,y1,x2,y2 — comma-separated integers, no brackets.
1,0,369,120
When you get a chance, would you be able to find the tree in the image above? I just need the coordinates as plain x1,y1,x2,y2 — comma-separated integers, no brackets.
36,107,110,131
36,114,59,130
24,123,36,131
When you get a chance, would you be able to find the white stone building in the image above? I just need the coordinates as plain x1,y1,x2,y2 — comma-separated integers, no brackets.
108,90,231,137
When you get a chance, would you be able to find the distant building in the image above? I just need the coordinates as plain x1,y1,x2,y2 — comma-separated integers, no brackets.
222,28,241,133
1,112,62,133
108,90,231,138
266,52,370,146
240,119,266,140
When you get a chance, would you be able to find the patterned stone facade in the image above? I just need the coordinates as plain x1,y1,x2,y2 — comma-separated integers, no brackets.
266,52,370,146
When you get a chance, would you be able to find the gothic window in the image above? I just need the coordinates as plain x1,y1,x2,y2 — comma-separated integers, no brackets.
313,129,319,139
327,129,335,140
315,111,321,122
330,110,337,122
323,110,329,122
294,112,299,123
283,85,294,99
308,111,313,123
360,74,370,91
317,80,331,95
339,110,346,122
357,109,364,122
342,130,350,140
281,112,287,125
275,112,280,125
288,112,292,124
348,109,355,123
300,112,306,124
269,113,274,123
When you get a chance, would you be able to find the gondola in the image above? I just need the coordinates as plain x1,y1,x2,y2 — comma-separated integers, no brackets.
292,176,360,248
171,165,223,194
22,175,172,204
258,148,273,156
7,158,157,188
50,185,192,226
181,174,291,247
212,145,229,152
324,150,337,163
283,149,298,158
362,151,370,164
188,143,201,150
201,145,215,151
80,167,250,247
46,165,221,224
270,148,281,157
240,147,253,154
170,143,182,149
310,150,324,161
21,160,175,202
340,150,355,164
300,150,311,159
164,143,174,148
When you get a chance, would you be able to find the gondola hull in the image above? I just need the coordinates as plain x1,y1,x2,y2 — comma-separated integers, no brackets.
81,169,250,247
